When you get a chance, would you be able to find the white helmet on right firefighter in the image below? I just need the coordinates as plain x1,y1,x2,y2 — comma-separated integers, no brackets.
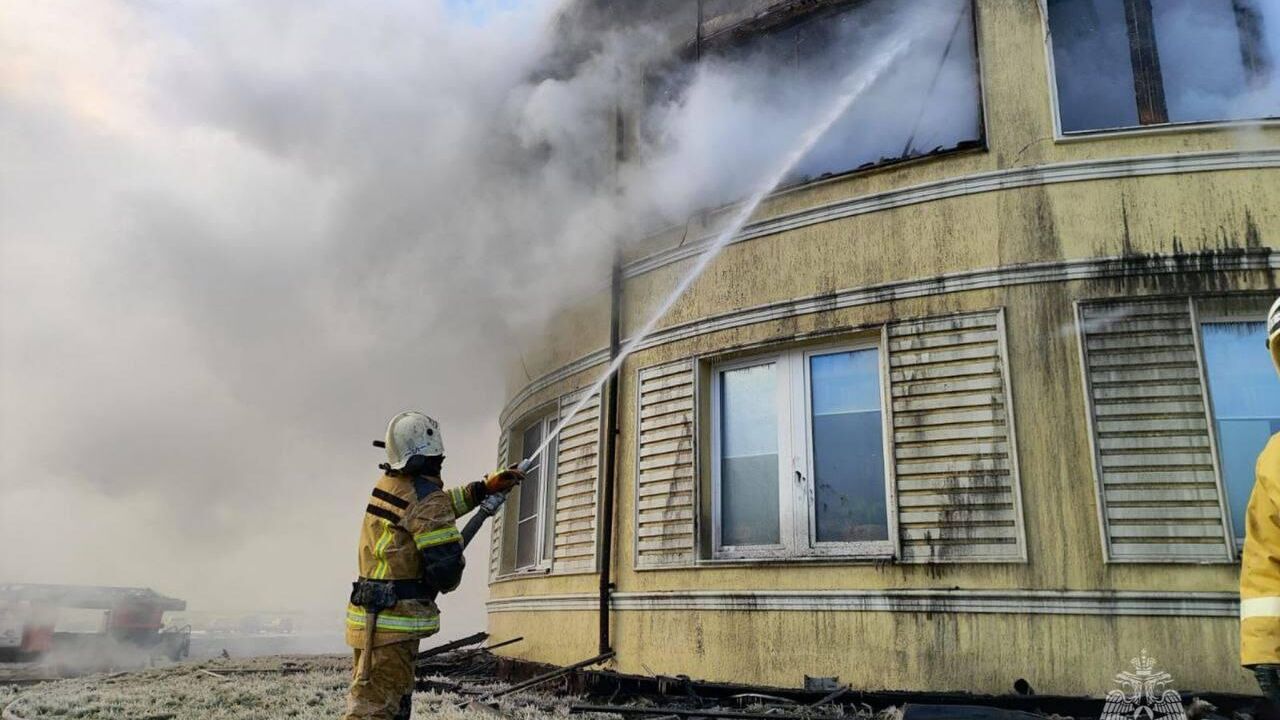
383,411,445,471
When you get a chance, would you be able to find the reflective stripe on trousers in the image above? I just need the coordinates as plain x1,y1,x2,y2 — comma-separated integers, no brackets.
345,607,440,633
1242,596,1280,619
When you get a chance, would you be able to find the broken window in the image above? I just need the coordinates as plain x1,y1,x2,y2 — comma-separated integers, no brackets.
1201,321,1280,553
514,414,558,570
1048,0,1279,133
642,0,984,195
712,342,891,559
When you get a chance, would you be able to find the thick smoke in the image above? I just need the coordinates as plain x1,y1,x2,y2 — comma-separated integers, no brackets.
631,0,979,218
1152,0,1280,122
1048,0,1280,132
0,0,988,641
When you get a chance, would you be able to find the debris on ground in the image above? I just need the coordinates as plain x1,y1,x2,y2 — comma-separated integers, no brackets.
0,646,1263,720
0,649,597,720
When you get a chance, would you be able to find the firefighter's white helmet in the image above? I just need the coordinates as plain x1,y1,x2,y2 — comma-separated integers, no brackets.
384,411,445,470
1269,296,1280,376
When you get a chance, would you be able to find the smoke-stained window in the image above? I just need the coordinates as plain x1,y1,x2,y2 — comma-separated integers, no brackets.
641,0,983,198
745,0,982,183
513,413,557,570
1201,321,1280,554
711,342,892,560
1048,0,1280,133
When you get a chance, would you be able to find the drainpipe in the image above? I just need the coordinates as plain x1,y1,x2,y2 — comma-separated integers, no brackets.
598,251,621,655
598,106,625,656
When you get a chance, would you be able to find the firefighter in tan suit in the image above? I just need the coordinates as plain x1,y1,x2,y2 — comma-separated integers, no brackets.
1242,298,1280,701
343,411,522,720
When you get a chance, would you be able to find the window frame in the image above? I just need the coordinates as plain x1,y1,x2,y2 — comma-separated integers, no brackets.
709,353,791,560
799,342,897,558
709,338,895,561
1195,303,1272,558
511,411,558,572
1038,0,1280,140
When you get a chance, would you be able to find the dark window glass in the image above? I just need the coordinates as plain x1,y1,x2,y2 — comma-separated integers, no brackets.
1049,0,1279,132
809,350,888,543
1202,322,1280,551
1048,0,1139,131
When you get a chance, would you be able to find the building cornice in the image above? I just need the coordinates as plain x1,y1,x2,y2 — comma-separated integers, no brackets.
623,149,1280,279
486,589,1238,618
500,248,1278,426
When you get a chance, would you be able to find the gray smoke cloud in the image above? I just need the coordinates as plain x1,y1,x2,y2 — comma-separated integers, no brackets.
1152,0,1280,122
1,0,979,642
631,0,978,218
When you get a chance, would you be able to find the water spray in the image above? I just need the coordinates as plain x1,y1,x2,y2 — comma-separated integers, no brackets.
519,31,917,468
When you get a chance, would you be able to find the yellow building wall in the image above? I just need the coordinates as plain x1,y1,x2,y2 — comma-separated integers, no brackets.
609,611,1244,695
488,610,601,667
489,0,1280,695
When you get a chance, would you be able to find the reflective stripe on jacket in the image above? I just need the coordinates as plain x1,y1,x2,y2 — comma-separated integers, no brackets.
344,473,478,649
1242,435,1280,666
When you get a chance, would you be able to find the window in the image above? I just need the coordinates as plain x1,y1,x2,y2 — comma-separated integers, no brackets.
642,0,983,198
514,414,558,570
1047,0,1279,133
1201,321,1280,552
711,343,891,559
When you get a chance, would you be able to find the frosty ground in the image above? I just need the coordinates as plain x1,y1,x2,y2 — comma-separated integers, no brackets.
0,654,577,720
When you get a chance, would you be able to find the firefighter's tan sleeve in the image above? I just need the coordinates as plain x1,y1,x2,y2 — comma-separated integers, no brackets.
1241,434,1280,666
401,491,462,551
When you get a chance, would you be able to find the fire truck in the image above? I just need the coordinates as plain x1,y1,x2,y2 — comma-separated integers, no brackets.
0,584,188,663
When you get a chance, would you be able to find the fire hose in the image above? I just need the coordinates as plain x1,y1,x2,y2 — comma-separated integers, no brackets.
460,457,530,547
458,457,529,548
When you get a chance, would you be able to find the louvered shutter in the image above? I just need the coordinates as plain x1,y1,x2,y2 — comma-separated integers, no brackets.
1078,299,1232,562
888,309,1028,562
489,430,509,581
552,390,601,572
635,360,697,568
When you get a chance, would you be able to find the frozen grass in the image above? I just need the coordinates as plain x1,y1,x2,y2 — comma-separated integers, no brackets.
0,654,573,720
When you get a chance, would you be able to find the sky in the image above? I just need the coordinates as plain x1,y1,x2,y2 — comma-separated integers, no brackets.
0,0,581,635
0,0,1019,641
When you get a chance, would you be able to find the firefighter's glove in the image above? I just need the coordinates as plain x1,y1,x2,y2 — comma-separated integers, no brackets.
484,466,525,495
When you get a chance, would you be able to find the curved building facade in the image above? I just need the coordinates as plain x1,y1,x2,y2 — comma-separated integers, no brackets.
486,0,1280,695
